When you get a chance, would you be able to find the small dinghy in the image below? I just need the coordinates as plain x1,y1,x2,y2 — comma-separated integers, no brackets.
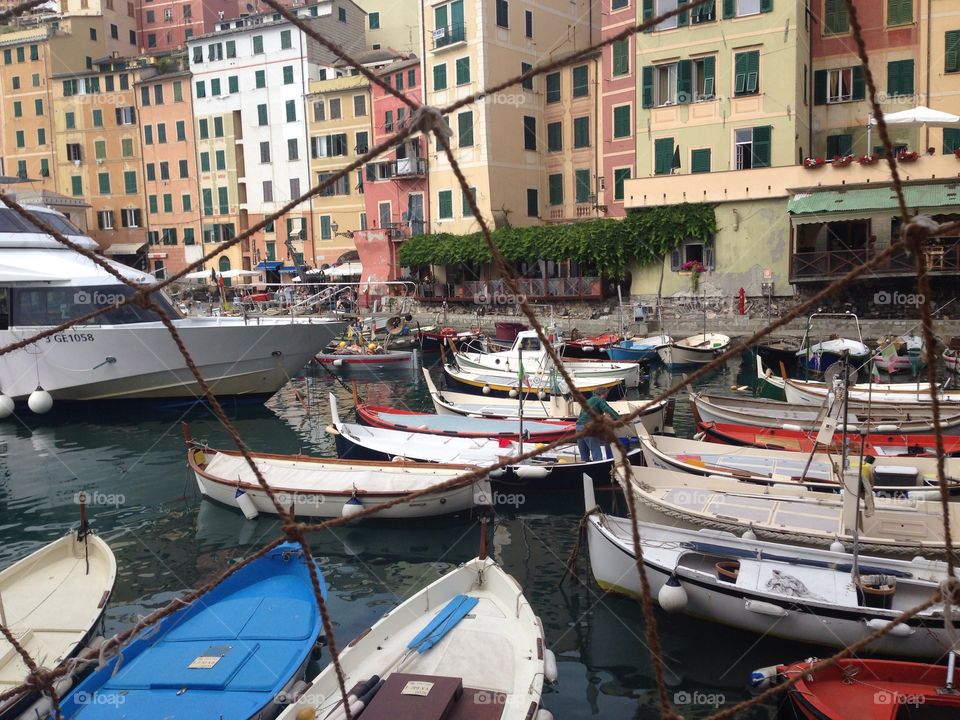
443,363,625,400
185,425,491,520
797,336,870,373
697,420,960,457
657,333,730,369
606,334,672,363
752,656,960,719
560,331,620,358
584,476,958,659
417,326,483,353
315,346,417,371
873,334,927,375
753,337,802,375
0,529,116,718
355,403,576,441
56,542,324,720
277,555,555,720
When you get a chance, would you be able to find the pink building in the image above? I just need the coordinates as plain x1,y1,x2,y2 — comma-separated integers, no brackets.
354,56,429,283
136,0,242,53
599,0,635,217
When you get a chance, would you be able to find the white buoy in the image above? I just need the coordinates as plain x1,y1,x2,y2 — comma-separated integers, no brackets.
742,529,757,541
27,387,53,414
537,391,546,400
748,665,780,693
657,575,688,613
0,394,13,419
865,619,913,636
333,358,344,367
515,465,551,479
875,424,898,433
829,539,845,553
509,388,518,398
234,489,259,520
543,648,558,683
534,710,555,720
482,384,491,395
342,495,364,518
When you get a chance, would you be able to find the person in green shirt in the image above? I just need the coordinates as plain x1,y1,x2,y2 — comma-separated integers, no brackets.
576,385,620,462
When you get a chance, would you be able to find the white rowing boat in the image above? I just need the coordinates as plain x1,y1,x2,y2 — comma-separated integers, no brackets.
657,333,730,369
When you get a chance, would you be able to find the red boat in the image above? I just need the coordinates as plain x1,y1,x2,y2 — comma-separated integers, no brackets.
355,403,576,441
697,421,960,457
760,657,960,720
561,332,621,358
416,326,483,353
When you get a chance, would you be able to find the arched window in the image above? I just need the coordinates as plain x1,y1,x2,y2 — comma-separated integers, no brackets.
218,256,232,287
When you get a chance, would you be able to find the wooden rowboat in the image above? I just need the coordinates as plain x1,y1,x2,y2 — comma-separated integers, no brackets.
355,403,576,441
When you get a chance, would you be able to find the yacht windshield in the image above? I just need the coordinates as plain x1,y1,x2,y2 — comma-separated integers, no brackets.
12,285,182,326
0,208,85,236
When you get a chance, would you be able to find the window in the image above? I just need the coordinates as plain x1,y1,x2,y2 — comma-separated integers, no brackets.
354,95,366,117
200,152,210,172
408,69,416,87
184,228,196,245
319,216,331,240
162,194,173,213
34,98,43,116
691,56,716,101
734,126,771,169
434,63,447,90
652,0,680,31
733,50,760,96
574,169,591,203
176,120,186,141
369,12,380,29
823,0,848,35
691,148,711,173
92,108,103,127
123,170,137,194
655,63,677,105
260,142,271,163
395,72,404,90
310,134,348,158
224,40,235,59
228,76,239,93
71,176,83,197
147,163,157,181
157,124,167,144
12,101,21,118
735,0,762,17
337,7,346,22
288,138,299,160
612,0,628,8
384,110,393,131
523,116,536,150
280,29,292,49
66,143,82,161
210,78,221,96
283,65,294,84
654,137,675,175
179,159,189,178
202,189,213,215
613,105,631,139
215,150,226,170
438,190,453,219
11,76,19,90
526,188,538,217
198,118,209,139
117,106,136,125
329,98,341,119
253,35,264,54
547,121,562,152
104,76,114,92
887,59,914,97
160,163,170,182
13,130,24,149
573,117,590,148
94,140,106,160
461,187,477,217
525,9,533,36
546,73,561,103
944,128,960,154
255,70,266,88
356,131,369,153
192,46,202,65
196,80,206,98
214,117,223,137
285,100,296,122
458,111,473,146
456,57,471,84
148,195,158,215
97,210,115,230
826,134,853,158
263,181,273,202
121,209,142,228
15,160,26,179
257,104,268,125
40,159,49,177
947,31,960,74
121,138,133,157
613,167,631,201
218,187,228,214
37,128,45,145
572,65,589,97
548,174,563,206
612,40,629,76
521,63,533,90
816,66,865,104
154,84,164,105
146,10,154,22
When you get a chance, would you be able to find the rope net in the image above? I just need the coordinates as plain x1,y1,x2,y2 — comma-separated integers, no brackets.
0,0,957,717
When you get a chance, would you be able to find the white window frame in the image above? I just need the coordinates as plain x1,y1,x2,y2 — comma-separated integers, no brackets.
655,0,678,31
737,0,761,17
655,62,678,106
826,67,853,103
97,209,114,230
692,57,715,101
734,128,754,170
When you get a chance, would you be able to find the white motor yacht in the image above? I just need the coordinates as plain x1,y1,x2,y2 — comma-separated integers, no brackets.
0,202,344,409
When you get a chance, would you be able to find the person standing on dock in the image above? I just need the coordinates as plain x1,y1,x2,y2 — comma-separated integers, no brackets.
576,386,621,461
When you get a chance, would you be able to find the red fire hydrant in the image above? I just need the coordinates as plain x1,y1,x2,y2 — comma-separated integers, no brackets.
738,288,746,315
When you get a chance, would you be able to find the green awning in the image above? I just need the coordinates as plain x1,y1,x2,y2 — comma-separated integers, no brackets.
788,183,960,215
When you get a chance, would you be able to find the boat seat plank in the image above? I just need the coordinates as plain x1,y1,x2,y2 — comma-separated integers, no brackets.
165,597,261,641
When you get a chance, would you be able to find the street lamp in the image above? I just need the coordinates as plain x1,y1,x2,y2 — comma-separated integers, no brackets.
330,220,354,238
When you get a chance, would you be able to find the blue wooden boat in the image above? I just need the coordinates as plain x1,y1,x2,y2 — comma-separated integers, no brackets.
606,334,672,362
57,543,324,720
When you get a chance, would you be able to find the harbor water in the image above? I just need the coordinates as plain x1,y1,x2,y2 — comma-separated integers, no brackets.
4,350,940,719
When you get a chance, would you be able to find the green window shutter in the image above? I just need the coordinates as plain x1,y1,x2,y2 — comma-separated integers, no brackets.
642,0,654,32
461,187,476,217
98,173,110,194
691,148,711,173
572,65,589,97
148,195,158,214
814,69,828,104
734,52,746,94
752,125,771,167
438,190,453,218
258,104,268,125
547,121,562,151
255,70,265,88
548,173,563,205
253,35,263,54
546,72,561,102
851,65,865,100
521,62,533,90
887,59,914,96
654,137,674,175
613,168,630,201
678,0,688,27
943,128,960,154
703,56,716,97
433,63,447,90
434,4,448,33
824,0,848,34
124,171,137,194
458,111,473,146
200,152,210,172
888,0,911,26
760,0,772,12
641,65,654,108
218,187,228,214
573,117,590,148
677,60,692,103
163,194,173,212
722,0,735,19
456,57,470,84
283,66,293,85
229,76,239,93
574,169,591,202
613,105,631,138
947,31,960,73
612,40,629,76
202,189,213,215
71,176,82,196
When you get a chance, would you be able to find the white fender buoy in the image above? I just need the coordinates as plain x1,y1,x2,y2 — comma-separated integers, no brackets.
829,539,845,553
509,388,518,398
342,495,364,518
781,423,802,432
657,575,688,613
583,345,594,352
515,465,550,479
234,488,259,520
0,394,13,419
742,529,757,541
534,710,555,720
875,424,898,433
27,387,53,414
744,600,788,617
488,468,506,478
482,385,491,395
333,358,344,367
543,648,558,683
537,391,546,400
865,618,913,636
748,665,780,693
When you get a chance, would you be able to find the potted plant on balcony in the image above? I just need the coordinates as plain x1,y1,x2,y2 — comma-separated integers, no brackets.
681,260,706,292
859,152,880,165
896,150,919,163
803,156,826,169
832,154,854,168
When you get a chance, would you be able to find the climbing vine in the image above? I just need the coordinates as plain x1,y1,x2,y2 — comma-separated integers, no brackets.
396,203,716,278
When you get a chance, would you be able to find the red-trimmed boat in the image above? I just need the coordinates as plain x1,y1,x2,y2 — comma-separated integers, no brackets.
697,421,960,457
416,326,483,353
561,332,621,358
355,403,576,441
752,657,960,720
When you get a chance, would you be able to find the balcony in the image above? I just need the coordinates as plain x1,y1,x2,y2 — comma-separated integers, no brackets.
432,23,466,50
365,157,427,182
790,241,960,282
418,277,603,303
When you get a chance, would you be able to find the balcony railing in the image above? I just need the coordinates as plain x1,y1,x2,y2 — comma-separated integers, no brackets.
418,277,603,302
791,242,960,281
432,23,466,49
365,157,427,182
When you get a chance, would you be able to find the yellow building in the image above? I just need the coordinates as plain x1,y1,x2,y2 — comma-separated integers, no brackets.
307,75,373,266
421,0,599,235
356,0,421,54
924,1,960,153
51,56,153,257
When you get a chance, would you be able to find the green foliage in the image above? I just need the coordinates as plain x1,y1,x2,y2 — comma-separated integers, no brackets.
397,203,716,278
